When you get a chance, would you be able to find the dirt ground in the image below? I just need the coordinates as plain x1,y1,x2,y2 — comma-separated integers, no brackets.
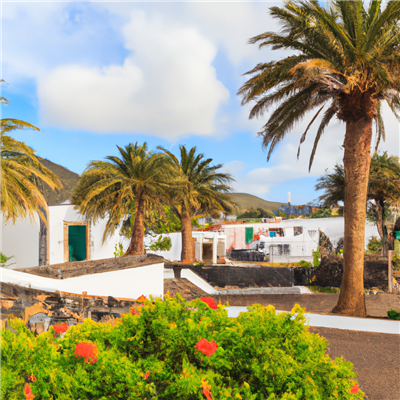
310,327,400,400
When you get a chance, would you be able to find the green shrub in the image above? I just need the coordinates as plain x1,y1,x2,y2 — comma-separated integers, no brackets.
298,260,312,268
313,247,321,267
1,296,363,399
387,309,400,320
392,240,400,270
365,236,382,254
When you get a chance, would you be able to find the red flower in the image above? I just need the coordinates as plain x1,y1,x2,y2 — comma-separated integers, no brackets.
130,308,139,315
52,324,69,337
28,375,37,382
200,297,217,310
74,342,98,365
136,295,147,302
196,338,218,357
349,382,360,394
140,370,150,379
201,378,213,400
24,383,35,400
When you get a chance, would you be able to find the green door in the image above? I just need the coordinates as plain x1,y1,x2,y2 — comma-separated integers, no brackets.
68,225,87,262
245,227,254,244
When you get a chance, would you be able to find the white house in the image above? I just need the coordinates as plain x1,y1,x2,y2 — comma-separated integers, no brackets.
1,204,124,269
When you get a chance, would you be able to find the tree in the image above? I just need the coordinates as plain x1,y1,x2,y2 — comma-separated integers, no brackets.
238,1,400,317
1,91,62,224
316,152,400,254
72,143,170,256
158,145,234,262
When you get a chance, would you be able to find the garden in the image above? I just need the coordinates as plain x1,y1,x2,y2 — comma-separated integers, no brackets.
1,295,363,399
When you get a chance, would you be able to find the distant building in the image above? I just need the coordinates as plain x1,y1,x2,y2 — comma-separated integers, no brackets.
278,204,312,216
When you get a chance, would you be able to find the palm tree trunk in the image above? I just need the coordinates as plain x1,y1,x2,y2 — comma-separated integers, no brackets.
125,195,145,256
333,117,373,318
181,210,194,262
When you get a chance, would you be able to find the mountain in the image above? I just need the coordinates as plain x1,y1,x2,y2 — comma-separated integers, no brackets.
226,193,282,214
37,158,80,206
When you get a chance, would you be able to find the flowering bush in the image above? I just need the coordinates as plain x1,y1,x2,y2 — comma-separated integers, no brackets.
1,295,364,399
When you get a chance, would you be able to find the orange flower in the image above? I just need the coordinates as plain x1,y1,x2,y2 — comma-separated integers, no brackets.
196,338,218,357
24,383,35,400
52,324,69,337
140,370,150,379
28,374,37,382
136,295,147,302
200,297,217,309
74,342,98,365
349,382,360,394
201,378,213,400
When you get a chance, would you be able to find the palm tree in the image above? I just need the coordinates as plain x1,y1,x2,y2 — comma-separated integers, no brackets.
238,1,400,317
316,152,400,254
1,120,62,224
158,145,234,262
72,142,170,256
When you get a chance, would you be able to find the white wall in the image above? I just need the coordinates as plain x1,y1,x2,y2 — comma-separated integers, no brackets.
49,205,123,265
143,232,182,261
223,217,379,249
0,263,164,299
2,214,40,269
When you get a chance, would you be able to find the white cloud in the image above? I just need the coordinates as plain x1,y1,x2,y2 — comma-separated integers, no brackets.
229,116,345,195
37,11,229,139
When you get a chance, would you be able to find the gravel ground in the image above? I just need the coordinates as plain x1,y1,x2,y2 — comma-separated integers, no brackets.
310,327,400,400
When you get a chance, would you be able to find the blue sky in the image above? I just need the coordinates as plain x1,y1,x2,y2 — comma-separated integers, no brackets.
1,1,399,205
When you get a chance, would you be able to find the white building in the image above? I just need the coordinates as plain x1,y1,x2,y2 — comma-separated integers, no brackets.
1,204,124,269
221,217,379,263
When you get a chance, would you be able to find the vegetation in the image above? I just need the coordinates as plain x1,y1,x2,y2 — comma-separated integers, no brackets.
313,247,321,267
365,236,382,254
237,207,275,219
392,239,400,270
158,145,234,262
298,260,312,268
0,252,15,268
1,296,363,399
310,208,332,219
316,152,400,254
1,86,62,224
307,286,340,294
238,1,400,317
72,143,171,256
387,308,400,320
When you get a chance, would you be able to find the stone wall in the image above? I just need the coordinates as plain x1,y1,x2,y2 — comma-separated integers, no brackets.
171,265,293,288
294,255,390,290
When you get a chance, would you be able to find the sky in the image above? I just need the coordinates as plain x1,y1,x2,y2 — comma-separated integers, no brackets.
1,0,399,206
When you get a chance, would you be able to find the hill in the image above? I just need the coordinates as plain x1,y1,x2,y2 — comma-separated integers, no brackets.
227,193,282,214
37,158,80,206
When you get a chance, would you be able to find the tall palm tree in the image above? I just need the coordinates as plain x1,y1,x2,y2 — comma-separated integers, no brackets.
238,1,400,317
1,82,62,223
158,145,234,262
72,142,170,256
1,120,62,224
316,152,400,254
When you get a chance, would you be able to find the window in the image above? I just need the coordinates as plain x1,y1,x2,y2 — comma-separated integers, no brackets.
269,244,290,256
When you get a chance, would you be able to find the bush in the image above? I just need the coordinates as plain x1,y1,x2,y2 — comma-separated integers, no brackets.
298,260,312,268
313,247,321,267
365,236,381,254
387,309,400,320
1,296,363,399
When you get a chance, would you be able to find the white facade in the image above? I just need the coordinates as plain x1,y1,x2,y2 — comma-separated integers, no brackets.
0,262,164,299
1,205,123,269
221,217,379,263
1,214,40,268
143,232,182,261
